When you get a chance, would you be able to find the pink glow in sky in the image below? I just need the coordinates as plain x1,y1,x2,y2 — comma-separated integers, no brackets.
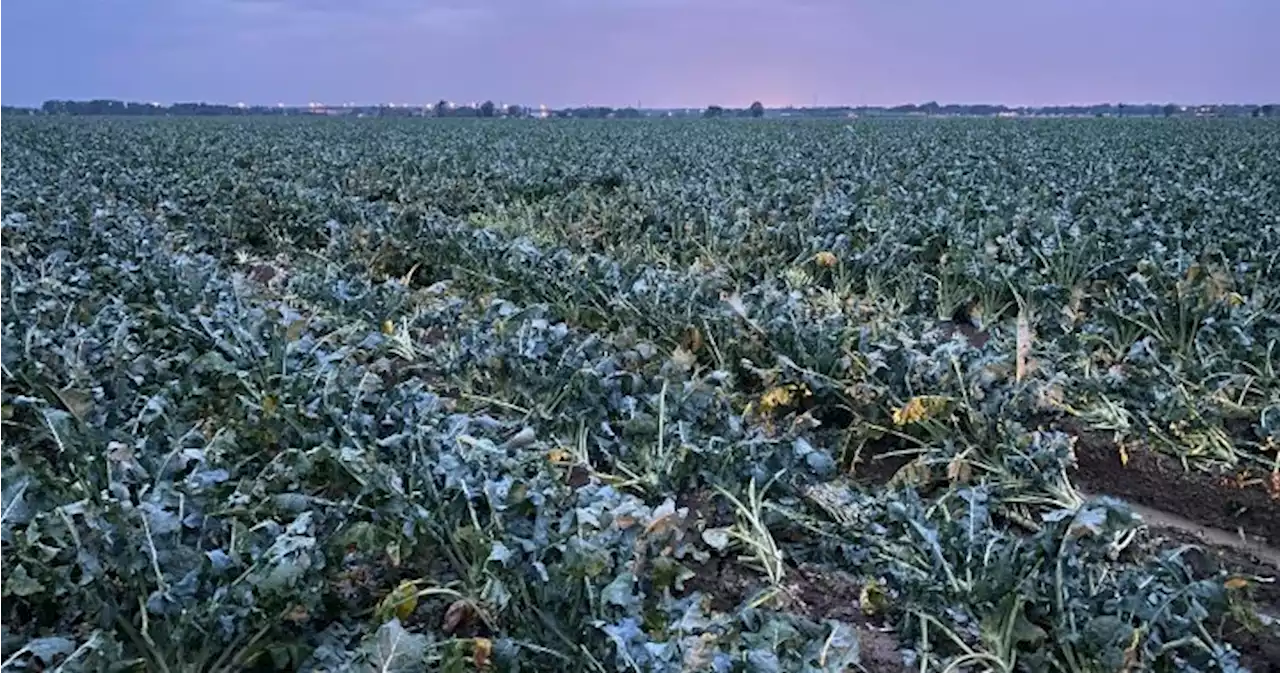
3,0,1277,107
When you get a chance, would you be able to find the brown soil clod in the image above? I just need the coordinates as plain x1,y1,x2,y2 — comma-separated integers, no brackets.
680,556,907,672
848,439,917,487
935,320,990,348
1061,420,1279,546
784,565,908,673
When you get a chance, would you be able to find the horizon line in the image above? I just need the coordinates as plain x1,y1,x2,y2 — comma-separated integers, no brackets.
8,98,1279,110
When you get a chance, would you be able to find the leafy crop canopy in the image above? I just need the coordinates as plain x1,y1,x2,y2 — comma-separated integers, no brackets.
2,116,1278,671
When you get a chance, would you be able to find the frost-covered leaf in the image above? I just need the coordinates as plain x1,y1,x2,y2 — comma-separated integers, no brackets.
602,571,638,609
701,527,731,551
20,635,76,662
2,113,1271,673
1,473,33,536
810,621,860,672
362,619,427,673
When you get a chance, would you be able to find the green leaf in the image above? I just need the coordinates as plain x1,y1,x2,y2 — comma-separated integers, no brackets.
192,350,237,374
4,565,45,597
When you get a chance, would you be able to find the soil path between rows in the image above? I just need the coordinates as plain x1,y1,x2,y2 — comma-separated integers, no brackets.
1084,491,1280,570
1058,421,1280,672
1057,418,1279,546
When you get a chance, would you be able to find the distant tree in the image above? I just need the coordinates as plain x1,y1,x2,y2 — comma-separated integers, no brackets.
1262,104,1275,118
479,100,496,118
703,105,724,119
748,101,764,118
505,104,525,118
434,100,450,117
565,107,613,119
1162,104,1178,117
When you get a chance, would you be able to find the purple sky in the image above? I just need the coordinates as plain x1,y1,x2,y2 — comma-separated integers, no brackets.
3,0,1277,108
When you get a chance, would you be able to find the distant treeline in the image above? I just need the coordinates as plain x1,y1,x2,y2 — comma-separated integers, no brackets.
774,102,1275,118
14,100,312,116
1,106,42,116
3,99,1275,119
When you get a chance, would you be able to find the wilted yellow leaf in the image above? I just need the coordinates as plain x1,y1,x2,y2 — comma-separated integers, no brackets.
1118,444,1129,467
377,580,420,622
759,385,808,415
1120,627,1143,672
814,251,838,268
547,448,572,464
892,395,948,426
1225,576,1250,590
473,637,493,670
859,581,889,616
381,319,396,335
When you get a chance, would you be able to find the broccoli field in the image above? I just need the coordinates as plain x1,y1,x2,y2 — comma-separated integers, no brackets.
2,116,1279,672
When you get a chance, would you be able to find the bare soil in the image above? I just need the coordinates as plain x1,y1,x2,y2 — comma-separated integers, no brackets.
679,555,906,672
1053,418,1280,672
1114,498,1280,571
847,439,916,486
1057,418,1279,546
